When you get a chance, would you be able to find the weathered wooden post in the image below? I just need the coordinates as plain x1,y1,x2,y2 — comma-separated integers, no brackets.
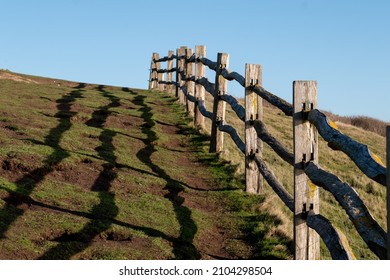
176,46,186,101
387,126,390,260
210,53,229,153
166,50,174,94
293,81,320,260
185,48,195,115
245,64,263,194
157,56,164,92
194,45,206,130
175,48,180,98
148,54,154,90
149,53,159,90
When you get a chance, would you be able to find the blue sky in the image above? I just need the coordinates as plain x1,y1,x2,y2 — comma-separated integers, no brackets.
1,0,389,121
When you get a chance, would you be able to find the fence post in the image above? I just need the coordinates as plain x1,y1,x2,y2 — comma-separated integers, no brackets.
157,56,164,92
387,126,390,260
245,64,263,194
149,53,159,90
175,48,180,98
293,80,320,260
210,53,229,153
195,45,206,130
256,75,264,194
166,50,174,94
148,54,153,90
185,48,195,115
176,46,186,101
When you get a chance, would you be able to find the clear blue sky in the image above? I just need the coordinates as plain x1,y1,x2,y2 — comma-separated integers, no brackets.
1,0,389,121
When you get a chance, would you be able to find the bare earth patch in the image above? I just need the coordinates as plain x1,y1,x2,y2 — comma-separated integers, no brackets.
0,71,38,84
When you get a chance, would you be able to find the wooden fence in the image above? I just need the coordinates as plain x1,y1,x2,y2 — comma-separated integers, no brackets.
148,45,390,260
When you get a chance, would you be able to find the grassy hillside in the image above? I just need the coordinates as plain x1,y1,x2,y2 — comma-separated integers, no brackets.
0,70,292,260
0,70,387,260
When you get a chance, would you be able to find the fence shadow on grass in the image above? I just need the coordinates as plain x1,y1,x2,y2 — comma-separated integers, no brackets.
134,94,201,260
38,85,122,259
0,83,85,239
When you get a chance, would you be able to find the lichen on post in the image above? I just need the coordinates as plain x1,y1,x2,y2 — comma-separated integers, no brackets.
293,80,320,260
245,64,263,194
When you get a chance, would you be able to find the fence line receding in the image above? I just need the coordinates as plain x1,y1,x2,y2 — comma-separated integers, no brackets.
148,45,389,260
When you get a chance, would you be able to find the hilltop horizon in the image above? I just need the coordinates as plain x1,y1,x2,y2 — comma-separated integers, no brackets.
2,68,389,131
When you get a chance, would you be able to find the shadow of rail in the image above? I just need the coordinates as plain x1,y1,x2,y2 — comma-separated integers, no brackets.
38,85,122,259
134,94,200,259
0,83,86,239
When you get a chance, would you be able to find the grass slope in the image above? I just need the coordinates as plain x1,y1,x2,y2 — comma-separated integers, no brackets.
0,71,292,260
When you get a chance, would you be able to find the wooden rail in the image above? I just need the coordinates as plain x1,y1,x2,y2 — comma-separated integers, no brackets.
148,46,389,260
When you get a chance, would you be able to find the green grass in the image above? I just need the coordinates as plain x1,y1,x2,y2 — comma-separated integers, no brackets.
184,128,292,259
0,71,293,260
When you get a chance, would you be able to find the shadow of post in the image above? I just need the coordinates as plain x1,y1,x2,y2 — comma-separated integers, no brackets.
38,85,120,259
0,83,85,239
134,94,200,259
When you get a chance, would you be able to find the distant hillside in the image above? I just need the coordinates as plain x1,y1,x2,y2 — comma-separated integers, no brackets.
323,111,389,137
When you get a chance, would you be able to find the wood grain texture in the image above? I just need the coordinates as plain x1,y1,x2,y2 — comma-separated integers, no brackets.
293,81,320,260
176,46,187,101
175,48,180,98
166,50,175,94
150,46,386,260
182,85,214,120
196,77,215,97
219,94,245,121
149,53,160,90
195,45,206,130
253,86,293,116
305,162,387,259
148,55,154,90
155,53,164,91
308,109,386,186
306,213,355,260
245,64,262,194
253,120,294,165
210,53,229,153
220,68,245,86
185,48,195,115
197,100,214,120
253,153,355,260
180,85,196,103
198,55,293,116
198,57,217,71
253,154,294,211
219,121,245,154
153,54,177,62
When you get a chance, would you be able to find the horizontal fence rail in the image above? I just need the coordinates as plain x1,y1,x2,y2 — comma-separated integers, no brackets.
148,45,389,260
